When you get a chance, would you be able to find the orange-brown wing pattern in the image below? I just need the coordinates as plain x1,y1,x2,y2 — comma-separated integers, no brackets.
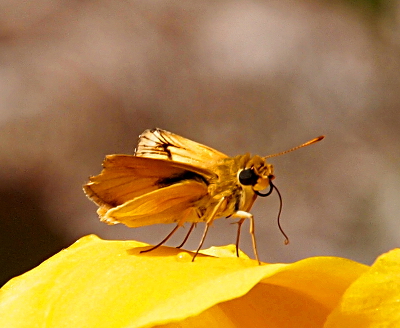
134,128,228,169
83,129,228,229
102,180,209,227
83,155,214,209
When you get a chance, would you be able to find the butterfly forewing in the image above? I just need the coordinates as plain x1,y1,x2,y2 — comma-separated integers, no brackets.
135,128,228,169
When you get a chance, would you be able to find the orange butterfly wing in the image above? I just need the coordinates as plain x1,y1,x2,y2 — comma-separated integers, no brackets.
84,157,211,227
102,180,208,227
135,128,228,169
84,129,228,227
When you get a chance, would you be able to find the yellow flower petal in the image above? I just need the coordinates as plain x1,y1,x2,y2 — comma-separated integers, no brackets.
324,248,400,328
198,244,250,259
0,235,368,328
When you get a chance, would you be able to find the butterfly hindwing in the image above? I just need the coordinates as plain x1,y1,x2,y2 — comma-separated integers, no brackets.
102,180,208,227
83,155,212,221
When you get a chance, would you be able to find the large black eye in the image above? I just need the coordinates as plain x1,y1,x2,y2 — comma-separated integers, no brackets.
238,168,259,186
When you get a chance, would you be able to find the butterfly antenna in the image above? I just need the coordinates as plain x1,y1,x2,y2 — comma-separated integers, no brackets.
264,136,324,159
270,180,289,245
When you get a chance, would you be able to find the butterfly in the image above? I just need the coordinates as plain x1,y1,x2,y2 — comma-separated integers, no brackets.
83,128,324,263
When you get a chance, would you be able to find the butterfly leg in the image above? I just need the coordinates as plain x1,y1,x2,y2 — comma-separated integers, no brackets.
232,211,260,265
176,223,196,249
192,197,226,262
140,208,194,254
140,224,181,253
234,218,246,257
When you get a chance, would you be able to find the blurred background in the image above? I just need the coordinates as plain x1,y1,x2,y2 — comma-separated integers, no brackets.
1,0,399,286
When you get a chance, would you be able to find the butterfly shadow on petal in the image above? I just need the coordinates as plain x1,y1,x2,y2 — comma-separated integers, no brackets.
126,244,190,258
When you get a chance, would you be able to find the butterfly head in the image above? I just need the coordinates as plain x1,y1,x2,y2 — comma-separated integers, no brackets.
237,156,274,194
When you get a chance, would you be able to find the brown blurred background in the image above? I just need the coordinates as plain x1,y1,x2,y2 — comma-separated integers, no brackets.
1,0,399,286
